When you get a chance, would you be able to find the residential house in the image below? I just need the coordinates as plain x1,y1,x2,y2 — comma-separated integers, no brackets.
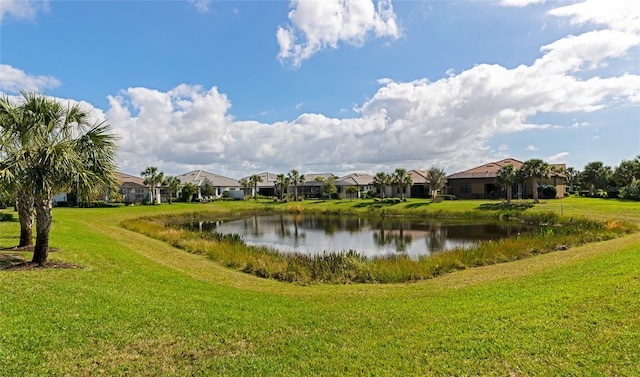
447,158,566,199
116,172,149,203
176,170,243,200
335,173,375,199
239,172,278,198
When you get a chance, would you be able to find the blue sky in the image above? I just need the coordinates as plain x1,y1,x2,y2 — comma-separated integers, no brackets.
1,0,638,178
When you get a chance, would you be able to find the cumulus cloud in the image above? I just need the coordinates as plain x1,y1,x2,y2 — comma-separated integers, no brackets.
0,65,61,93
0,0,49,22
277,0,401,67
526,145,539,151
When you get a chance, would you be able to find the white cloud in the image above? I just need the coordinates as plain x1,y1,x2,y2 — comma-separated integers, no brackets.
547,152,569,162
0,65,61,93
277,0,401,67
295,102,304,109
188,0,212,13
549,0,640,33
498,144,509,151
0,0,49,22
499,0,545,8
105,0,640,177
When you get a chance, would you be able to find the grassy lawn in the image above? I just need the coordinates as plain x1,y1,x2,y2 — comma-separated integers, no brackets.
1,197,639,375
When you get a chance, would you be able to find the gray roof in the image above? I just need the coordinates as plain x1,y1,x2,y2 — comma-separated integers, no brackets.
176,170,240,187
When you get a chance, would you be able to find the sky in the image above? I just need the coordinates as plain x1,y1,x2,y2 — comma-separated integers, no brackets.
0,0,638,179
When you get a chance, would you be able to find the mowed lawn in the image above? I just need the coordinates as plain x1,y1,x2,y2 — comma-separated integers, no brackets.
1,197,639,376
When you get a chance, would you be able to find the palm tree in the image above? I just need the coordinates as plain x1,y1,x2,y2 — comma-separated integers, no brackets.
163,176,181,204
287,169,305,201
564,167,579,193
520,159,550,203
392,168,412,201
238,178,250,199
0,95,35,247
496,164,516,203
275,174,289,200
141,166,164,204
373,172,390,199
249,174,263,200
0,92,117,265
425,167,447,201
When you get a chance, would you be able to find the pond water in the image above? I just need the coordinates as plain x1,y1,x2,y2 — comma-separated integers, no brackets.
183,214,536,259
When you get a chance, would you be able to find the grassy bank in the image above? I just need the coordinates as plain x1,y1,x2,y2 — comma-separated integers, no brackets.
1,197,640,375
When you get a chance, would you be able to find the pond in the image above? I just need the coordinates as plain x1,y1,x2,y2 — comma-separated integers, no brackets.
183,214,536,259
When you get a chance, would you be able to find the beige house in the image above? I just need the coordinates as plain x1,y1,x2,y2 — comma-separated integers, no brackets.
447,158,566,200
176,170,243,200
116,172,149,203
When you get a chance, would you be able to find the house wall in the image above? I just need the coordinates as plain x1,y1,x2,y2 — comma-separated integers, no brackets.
449,178,566,199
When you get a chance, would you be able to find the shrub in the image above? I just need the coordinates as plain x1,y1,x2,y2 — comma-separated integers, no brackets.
0,213,13,222
620,180,640,201
541,185,557,199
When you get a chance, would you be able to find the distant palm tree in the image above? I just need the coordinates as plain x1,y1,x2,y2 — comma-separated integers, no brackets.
425,167,447,201
238,178,250,199
141,166,164,204
373,172,391,199
275,174,290,200
0,92,117,265
288,169,305,201
392,168,412,201
163,176,181,204
520,159,550,203
496,164,516,203
249,174,263,200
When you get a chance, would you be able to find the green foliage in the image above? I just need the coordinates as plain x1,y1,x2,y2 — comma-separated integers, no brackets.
200,177,216,197
0,212,13,221
620,180,640,200
541,185,557,199
181,182,198,202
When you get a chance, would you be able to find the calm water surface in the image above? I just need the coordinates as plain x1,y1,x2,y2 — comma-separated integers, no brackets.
185,214,535,259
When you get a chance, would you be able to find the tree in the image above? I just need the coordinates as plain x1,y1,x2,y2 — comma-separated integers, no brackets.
249,174,263,200
520,159,550,203
141,166,164,204
0,95,35,247
373,172,390,199
495,164,517,203
344,185,358,201
425,167,447,201
582,161,611,196
391,168,412,201
287,169,305,201
238,178,250,199
181,182,198,202
613,159,640,187
0,93,117,265
322,177,337,200
564,167,579,192
163,176,181,204
275,174,290,200
200,177,216,197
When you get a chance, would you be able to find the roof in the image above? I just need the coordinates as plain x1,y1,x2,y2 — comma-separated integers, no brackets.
239,172,278,188
447,158,565,180
407,170,429,184
336,173,375,186
115,172,146,187
176,170,240,187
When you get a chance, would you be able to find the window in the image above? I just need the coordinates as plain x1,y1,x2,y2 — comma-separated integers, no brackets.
460,183,471,194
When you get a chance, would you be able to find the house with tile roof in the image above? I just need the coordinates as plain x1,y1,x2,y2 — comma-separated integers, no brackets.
446,158,566,199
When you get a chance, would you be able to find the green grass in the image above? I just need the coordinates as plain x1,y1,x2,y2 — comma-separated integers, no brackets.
1,197,640,375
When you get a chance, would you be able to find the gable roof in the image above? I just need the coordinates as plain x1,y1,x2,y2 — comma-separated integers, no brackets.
447,158,524,179
176,170,240,187
239,172,278,187
447,158,565,180
336,173,375,186
115,172,146,187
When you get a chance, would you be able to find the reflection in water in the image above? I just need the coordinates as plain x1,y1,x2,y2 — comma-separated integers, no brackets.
184,214,535,259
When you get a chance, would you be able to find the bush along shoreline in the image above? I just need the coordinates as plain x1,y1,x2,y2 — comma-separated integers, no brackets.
121,208,636,284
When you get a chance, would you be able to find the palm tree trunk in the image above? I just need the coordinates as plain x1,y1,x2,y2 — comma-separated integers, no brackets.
533,179,540,204
16,190,35,247
32,195,53,265
506,186,512,204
